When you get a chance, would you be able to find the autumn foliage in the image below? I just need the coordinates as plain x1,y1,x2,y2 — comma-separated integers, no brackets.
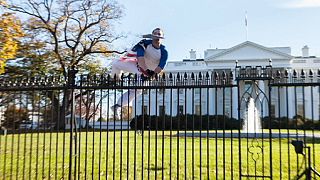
0,12,24,74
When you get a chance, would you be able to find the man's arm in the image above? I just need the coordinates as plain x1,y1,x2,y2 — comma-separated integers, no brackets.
154,47,168,74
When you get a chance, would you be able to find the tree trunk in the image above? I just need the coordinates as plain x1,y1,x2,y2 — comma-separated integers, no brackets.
48,90,72,130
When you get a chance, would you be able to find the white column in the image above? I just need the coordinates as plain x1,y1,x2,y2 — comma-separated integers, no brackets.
232,86,238,119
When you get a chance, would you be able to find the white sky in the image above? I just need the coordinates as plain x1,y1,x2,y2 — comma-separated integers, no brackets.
113,0,320,60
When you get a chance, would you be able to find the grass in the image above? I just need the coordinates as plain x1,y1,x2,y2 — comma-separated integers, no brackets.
0,129,320,179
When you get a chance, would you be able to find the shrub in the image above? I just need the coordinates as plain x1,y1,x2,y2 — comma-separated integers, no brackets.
130,114,240,131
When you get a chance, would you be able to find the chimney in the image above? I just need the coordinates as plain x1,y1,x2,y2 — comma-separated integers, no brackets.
302,45,309,57
190,49,196,60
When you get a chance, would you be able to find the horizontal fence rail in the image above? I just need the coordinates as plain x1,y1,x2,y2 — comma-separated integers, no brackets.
0,68,319,179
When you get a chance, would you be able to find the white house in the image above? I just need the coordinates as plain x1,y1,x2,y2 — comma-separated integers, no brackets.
132,41,320,120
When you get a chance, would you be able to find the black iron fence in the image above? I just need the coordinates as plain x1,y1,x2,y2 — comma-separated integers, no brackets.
0,66,319,179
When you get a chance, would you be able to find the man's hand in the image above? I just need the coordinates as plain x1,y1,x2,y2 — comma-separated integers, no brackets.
146,69,155,76
154,66,162,74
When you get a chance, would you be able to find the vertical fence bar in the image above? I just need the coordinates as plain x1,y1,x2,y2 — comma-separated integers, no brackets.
268,79,273,178
206,79,210,179
310,85,315,169
285,86,291,179
0,98,2,178
230,85,234,179
133,84,137,179
48,89,53,179
214,85,218,178
222,86,226,180
277,86,282,179
126,76,130,180
99,88,103,180
294,86,299,176
68,72,76,180
55,89,61,180
42,90,47,179
191,79,195,179
141,85,145,180
155,83,158,180
35,90,41,180
176,75,180,180
15,92,22,180
84,87,89,179
78,80,83,180
161,76,166,180
29,90,35,180
237,78,242,180
199,81,203,180
9,92,16,180
169,74,173,180
184,75,187,179
2,97,9,180
302,85,307,172
106,85,110,180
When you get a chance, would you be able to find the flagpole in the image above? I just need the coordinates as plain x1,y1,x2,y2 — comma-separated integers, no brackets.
245,11,248,41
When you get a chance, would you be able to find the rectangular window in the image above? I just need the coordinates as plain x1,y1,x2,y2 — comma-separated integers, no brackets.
143,89,148,95
270,104,275,118
179,89,184,94
158,88,165,94
143,106,148,115
159,105,165,116
195,105,201,115
179,105,184,115
297,104,304,117
194,88,200,94
318,104,320,118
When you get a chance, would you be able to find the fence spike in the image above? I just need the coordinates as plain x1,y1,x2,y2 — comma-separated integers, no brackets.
214,72,218,79
222,71,226,79
161,72,166,80
134,73,138,81
229,71,234,80
107,74,111,82
293,69,297,78
198,72,202,80
205,72,210,79
49,76,54,85
284,69,289,78
191,72,195,80
309,69,313,78
99,74,104,85
276,70,281,78
184,72,188,79
301,69,305,79
154,73,159,81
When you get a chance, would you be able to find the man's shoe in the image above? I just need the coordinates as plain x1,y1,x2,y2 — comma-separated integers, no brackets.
111,104,121,120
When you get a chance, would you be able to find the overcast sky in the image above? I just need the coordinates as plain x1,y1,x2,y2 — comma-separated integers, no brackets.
113,0,320,60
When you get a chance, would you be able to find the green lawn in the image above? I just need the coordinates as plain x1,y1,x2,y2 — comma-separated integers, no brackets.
0,130,319,179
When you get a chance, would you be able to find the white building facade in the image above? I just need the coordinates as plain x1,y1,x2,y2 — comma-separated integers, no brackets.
133,41,320,120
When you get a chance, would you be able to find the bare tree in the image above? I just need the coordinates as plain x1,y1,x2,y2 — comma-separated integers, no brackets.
6,0,125,77
4,0,125,129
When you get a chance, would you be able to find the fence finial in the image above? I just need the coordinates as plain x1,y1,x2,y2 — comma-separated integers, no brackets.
309,69,313,78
